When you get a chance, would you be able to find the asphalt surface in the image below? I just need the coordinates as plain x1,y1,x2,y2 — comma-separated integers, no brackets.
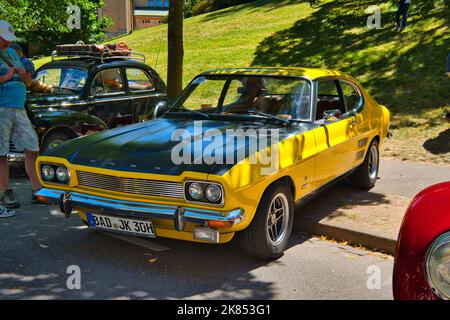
3,158,449,300
373,159,450,198
0,204,393,300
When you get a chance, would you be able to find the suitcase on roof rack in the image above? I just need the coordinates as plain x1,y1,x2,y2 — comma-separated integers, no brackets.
55,42,131,58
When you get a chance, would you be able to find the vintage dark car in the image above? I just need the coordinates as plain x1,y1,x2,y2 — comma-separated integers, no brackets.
7,50,167,162
393,182,450,300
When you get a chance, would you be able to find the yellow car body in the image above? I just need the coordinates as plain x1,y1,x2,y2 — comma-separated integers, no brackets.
36,67,390,258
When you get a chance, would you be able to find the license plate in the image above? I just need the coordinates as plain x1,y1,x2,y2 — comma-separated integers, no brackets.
86,213,156,238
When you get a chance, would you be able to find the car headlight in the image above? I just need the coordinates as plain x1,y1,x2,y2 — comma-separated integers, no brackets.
205,184,222,203
426,232,450,300
42,165,55,181
188,182,203,200
185,181,223,205
56,166,69,183
40,164,70,184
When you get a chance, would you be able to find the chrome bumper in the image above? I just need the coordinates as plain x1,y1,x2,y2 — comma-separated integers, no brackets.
6,152,25,163
36,188,245,232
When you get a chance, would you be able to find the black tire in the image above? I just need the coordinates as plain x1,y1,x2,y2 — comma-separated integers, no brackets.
350,140,380,190
41,132,71,153
241,183,294,260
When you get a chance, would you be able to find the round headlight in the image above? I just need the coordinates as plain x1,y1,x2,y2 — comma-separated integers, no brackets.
426,232,450,300
56,167,69,183
188,182,203,200
42,165,55,181
205,184,222,203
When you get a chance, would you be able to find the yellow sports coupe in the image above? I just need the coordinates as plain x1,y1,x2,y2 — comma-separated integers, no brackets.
36,68,390,260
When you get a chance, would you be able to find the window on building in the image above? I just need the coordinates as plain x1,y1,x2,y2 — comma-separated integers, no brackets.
147,0,169,8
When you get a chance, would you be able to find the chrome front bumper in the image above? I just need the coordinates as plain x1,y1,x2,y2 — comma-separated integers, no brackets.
36,188,245,232
6,152,25,163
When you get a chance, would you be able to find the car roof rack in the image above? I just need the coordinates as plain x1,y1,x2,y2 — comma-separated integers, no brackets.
51,48,146,64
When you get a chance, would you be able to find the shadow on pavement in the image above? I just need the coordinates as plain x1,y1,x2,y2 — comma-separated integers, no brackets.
423,128,450,155
1,176,311,300
293,179,391,231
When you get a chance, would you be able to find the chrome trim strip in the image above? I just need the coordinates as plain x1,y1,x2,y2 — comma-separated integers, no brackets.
36,188,245,230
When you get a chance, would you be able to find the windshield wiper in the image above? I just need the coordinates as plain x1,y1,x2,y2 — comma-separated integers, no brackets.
170,107,210,119
229,110,290,125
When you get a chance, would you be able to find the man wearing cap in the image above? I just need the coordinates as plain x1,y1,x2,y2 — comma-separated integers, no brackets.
0,20,41,216
446,52,450,78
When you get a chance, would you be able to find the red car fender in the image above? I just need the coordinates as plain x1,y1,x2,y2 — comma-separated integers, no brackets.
393,181,450,300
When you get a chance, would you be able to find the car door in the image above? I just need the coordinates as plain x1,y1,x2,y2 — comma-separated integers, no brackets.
125,67,165,122
312,79,358,188
88,67,133,128
339,79,369,167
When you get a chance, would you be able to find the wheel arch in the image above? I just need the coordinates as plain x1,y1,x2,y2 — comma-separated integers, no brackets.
41,125,78,145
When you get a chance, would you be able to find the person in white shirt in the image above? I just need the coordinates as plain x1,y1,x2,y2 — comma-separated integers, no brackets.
396,0,411,30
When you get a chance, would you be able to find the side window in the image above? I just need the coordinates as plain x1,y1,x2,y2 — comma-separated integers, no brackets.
90,68,124,96
316,80,345,120
126,68,155,92
340,81,362,113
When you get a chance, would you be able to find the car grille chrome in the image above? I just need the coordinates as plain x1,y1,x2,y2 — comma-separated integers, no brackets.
76,171,185,199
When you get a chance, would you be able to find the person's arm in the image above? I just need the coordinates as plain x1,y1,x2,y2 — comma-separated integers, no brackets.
0,67,17,84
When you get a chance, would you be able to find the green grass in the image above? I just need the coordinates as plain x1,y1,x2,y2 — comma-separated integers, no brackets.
34,0,450,164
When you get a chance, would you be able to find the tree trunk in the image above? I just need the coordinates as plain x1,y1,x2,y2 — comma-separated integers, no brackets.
167,0,184,101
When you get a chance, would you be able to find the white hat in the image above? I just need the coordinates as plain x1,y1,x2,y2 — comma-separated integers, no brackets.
0,20,17,41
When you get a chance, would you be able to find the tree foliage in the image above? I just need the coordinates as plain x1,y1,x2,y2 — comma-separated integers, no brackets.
0,0,111,54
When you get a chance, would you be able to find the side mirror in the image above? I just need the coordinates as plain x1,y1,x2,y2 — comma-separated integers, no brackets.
153,101,169,119
323,109,341,121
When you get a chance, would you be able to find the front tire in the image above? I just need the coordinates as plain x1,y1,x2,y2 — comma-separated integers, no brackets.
241,183,294,260
350,140,380,190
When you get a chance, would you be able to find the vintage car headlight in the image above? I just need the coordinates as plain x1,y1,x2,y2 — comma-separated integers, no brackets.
55,166,69,183
41,164,70,184
188,182,203,200
205,184,222,203
41,165,55,181
426,232,450,300
185,181,223,205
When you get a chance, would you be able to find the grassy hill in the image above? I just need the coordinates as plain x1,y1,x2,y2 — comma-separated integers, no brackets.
35,0,450,164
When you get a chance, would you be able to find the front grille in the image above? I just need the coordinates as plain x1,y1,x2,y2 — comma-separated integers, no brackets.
76,171,185,199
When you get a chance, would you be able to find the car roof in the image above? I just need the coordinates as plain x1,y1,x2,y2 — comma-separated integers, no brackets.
200,67,353,81
37,58,151,72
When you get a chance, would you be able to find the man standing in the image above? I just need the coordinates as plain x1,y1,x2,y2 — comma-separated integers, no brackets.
396,0,411,31
11,43,35,76
0,20,41,213
446,52,450,78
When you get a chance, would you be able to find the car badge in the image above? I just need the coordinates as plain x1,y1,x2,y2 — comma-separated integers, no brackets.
108,161,115,167
154,166,161,170
130,164,137,168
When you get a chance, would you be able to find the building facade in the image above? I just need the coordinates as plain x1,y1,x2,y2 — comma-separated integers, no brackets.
100,0,169,39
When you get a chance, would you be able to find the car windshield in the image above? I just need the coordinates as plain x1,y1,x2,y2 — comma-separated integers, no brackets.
169,75,312,121
34,67,88,95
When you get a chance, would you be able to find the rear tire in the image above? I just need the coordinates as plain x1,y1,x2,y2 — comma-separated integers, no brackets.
350,140,379,190
241,183,294,260
41,132,71,153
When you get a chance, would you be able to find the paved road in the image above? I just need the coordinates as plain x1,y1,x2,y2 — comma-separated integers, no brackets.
374,159,450,198
3,157,447,300
0,202,393,300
